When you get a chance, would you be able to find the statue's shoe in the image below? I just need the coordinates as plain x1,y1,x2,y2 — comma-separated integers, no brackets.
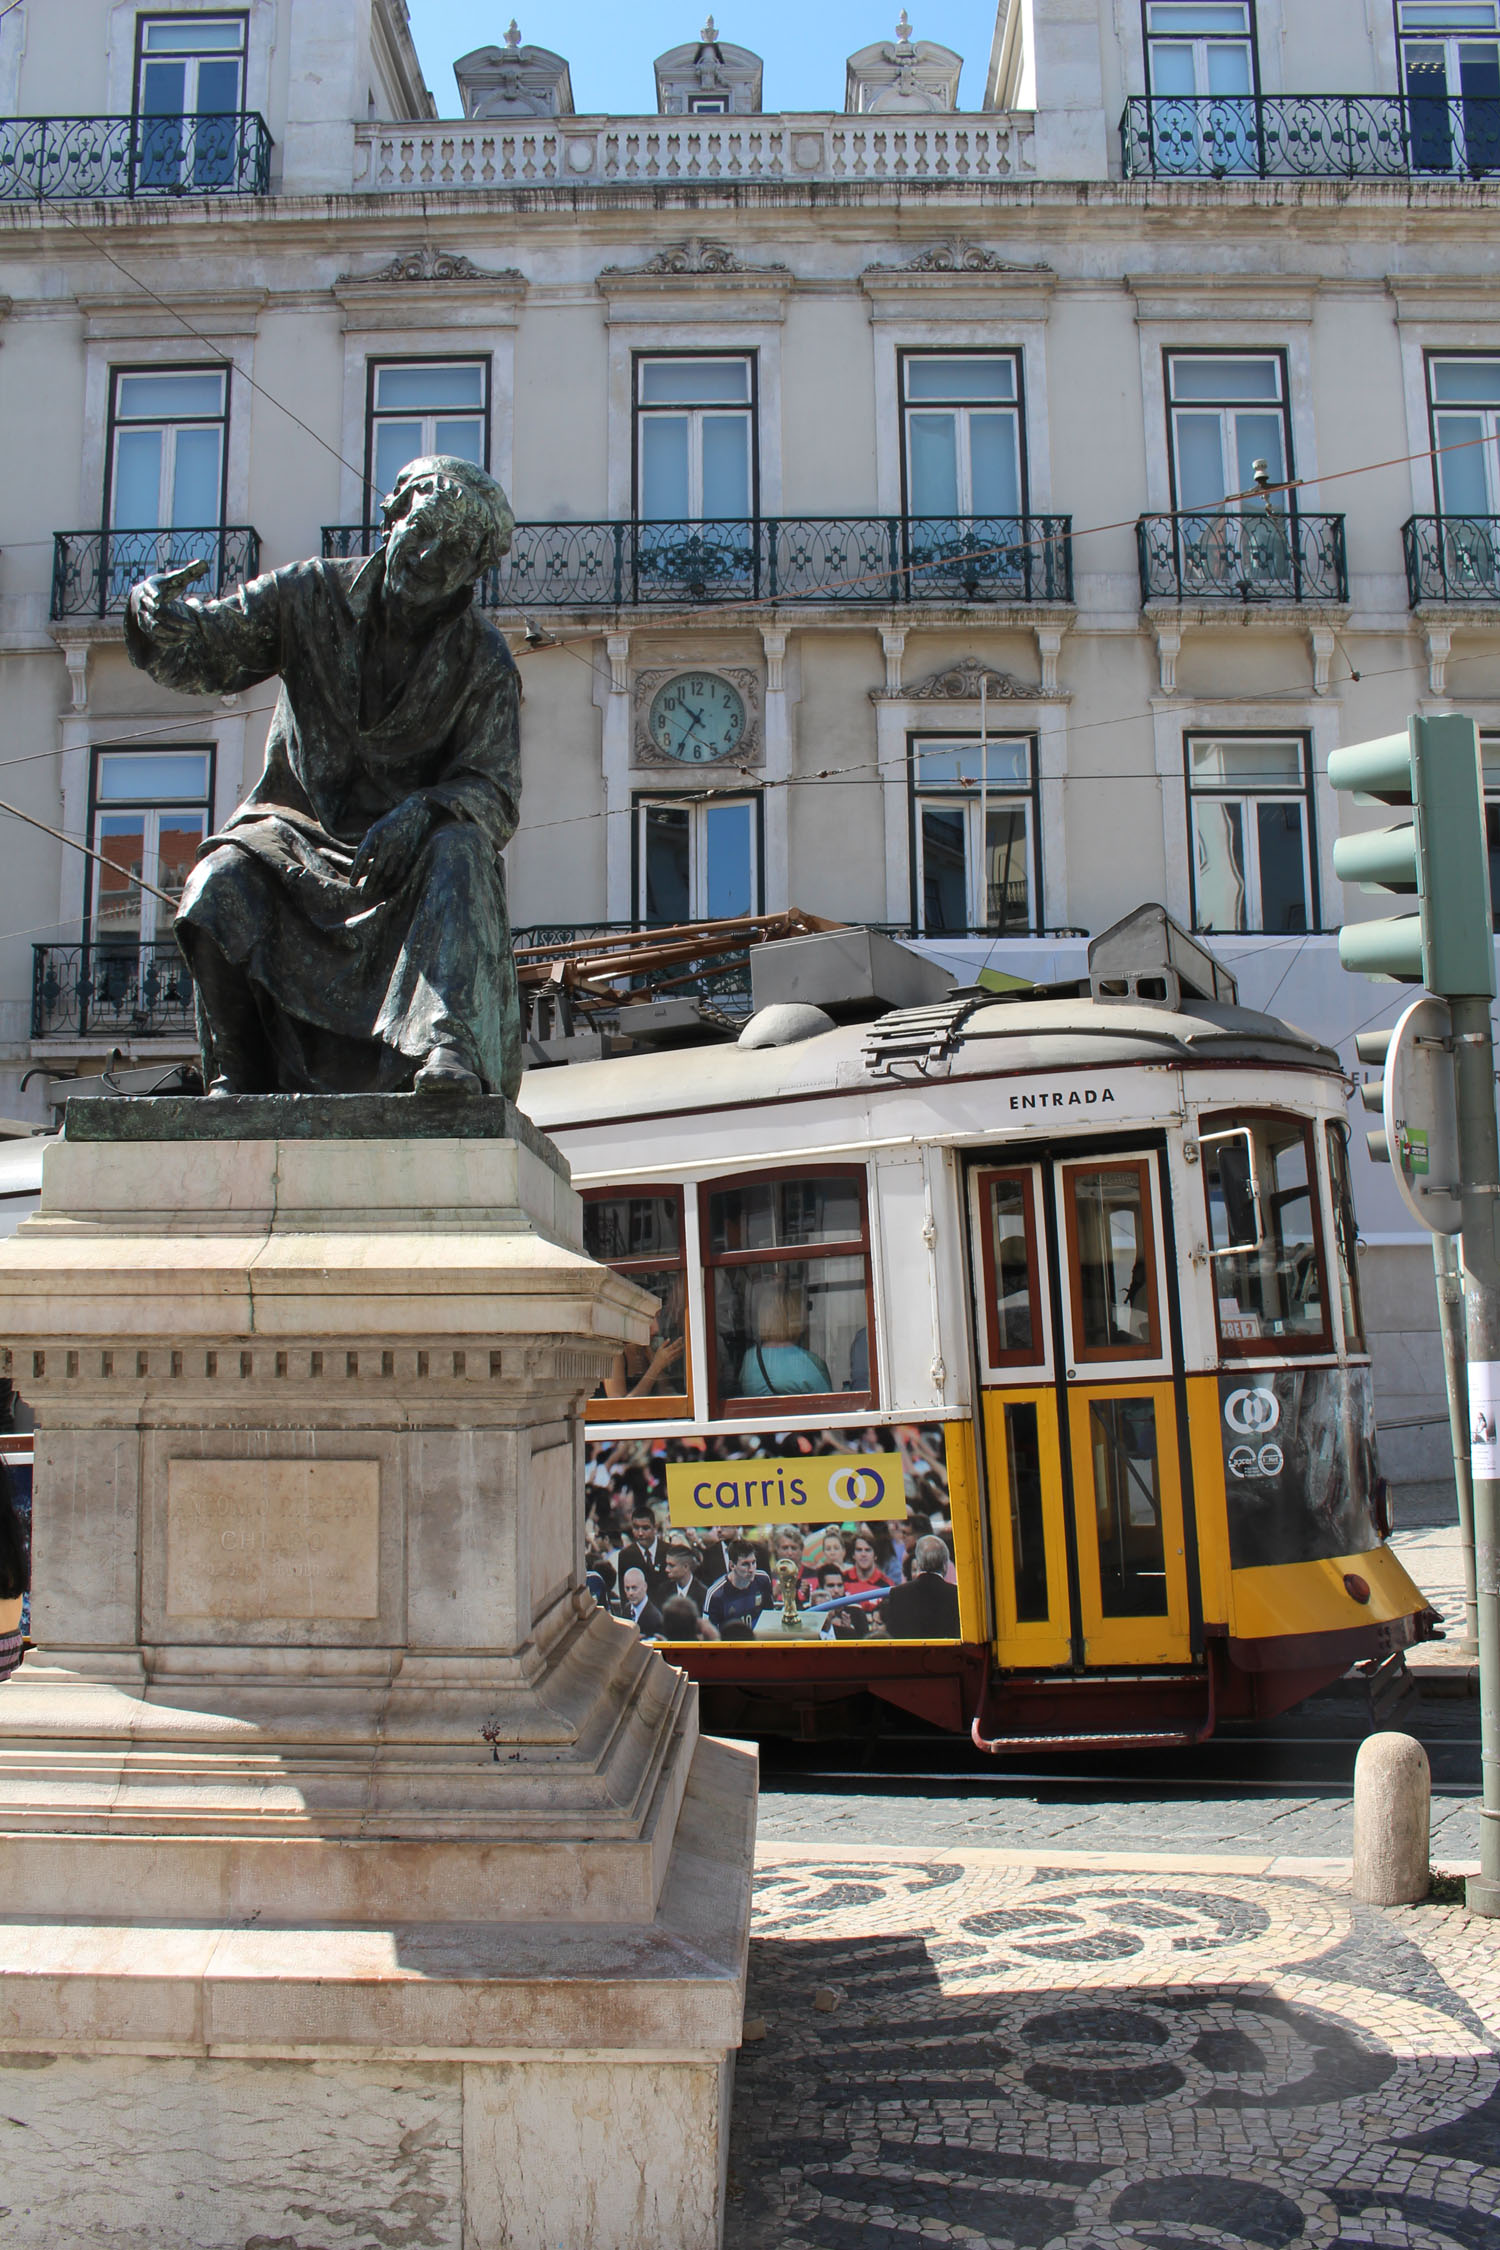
413,1045,483,1096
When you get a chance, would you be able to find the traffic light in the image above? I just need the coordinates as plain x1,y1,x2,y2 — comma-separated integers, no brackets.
1328,713,1496,999
1354,1027,1394,1166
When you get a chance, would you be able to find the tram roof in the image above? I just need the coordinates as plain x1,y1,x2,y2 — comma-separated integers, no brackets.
517,990,1342,1137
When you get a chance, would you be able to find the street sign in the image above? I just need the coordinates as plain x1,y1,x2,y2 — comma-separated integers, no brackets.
1382,994,1462,1234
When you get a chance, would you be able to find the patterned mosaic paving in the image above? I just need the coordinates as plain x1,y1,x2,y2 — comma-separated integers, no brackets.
725,1856,1500,2250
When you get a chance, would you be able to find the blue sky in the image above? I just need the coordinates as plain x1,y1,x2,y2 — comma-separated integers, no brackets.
407,3,999,117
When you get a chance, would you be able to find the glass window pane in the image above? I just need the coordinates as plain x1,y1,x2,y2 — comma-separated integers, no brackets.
968,412,1022,516
1148,3,1252,27
709,1176,863,1254
111,428,164,528
169,424,222,526
639,359,750,405
1193,797,1248,932
115,371,224,420
921,803,970,934
640,416,691,519
1325,1124,1367,1353
93,813,146,942
1191,737,1303,787
1232,413,1286,502
1004,1401,1050,1622
583,1193,682,1263
704,800,753,919
1205,44,1254,94
196,57,241,111
1070,1167,1157,1354
1149,42,1198,94
1206,1117,1327,1349
904,356,1016,402
985,1175,1038,1360
1431,357,1500,403
432,416,486,464
713,1255,867,1400
1256,800,1309,934
1434,412,1494,513
643,801,691,925
908,413,961,516
374,421,424,498
139,57,187,114
984,804,1029,933
1174,413,1229,510
374,363,486,411
1460,39,1500,96
156,812,206,910
1090,1398,1169,1618
598,1264,686,1399
1170,357,1282,402
96,752,209,801
1401,4,1499,25
700,413,751,518
915,740,1031,789
143,19,246,50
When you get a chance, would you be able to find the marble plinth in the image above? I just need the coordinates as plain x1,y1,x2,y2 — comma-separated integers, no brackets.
0,1096,756,2249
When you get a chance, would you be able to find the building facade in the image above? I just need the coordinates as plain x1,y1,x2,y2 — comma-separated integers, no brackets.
3,0,1500,1476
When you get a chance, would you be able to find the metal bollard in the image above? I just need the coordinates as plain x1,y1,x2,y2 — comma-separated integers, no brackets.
1352,1731,1431,1906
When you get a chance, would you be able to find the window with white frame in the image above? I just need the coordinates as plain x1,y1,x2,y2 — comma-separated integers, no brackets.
636,794,761,925
134,16,247,188
1427,355,1500,513
108,367,228,538
901,352,1025,520
910,736,1037,939
1398,3,1500,172
1186,734,1315,935
88,747,214,950
687,92,730,111
1167,352,1290,513
634,356,755,521
367,361,489,512
1144,2,1256,96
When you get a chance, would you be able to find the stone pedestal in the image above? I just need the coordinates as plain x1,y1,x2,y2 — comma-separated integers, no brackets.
0,1096,756,2250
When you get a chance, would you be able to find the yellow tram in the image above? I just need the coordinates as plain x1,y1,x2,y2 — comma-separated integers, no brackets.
519,908,1436,1747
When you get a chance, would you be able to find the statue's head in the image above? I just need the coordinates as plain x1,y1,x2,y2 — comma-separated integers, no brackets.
379,455,515,607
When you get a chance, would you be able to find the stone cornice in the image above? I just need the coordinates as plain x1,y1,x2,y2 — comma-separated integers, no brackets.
333,246,528,330
860,243,1054,321
1126,272,1322,324
871,656,1066,704
1385,273,1500,325
596,237,792,312
74,289,268,342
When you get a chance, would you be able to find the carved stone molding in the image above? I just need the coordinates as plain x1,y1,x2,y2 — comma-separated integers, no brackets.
869,241,1050,277
871,657,1055,704
631,663,764,768
336,247,524,287
600,237,789,281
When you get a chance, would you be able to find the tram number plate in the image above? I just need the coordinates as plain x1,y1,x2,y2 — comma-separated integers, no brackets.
665,1452,906,1526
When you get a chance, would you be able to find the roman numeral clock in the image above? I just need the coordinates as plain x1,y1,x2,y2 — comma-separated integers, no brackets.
632,664,764,770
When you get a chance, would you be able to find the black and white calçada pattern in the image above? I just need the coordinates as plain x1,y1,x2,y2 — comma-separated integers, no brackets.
727,1860,1499,2250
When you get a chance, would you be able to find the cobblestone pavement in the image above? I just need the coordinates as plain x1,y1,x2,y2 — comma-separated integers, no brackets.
725,1847,1500,2250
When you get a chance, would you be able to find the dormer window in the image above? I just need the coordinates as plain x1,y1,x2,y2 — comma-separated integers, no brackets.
654,21,763,114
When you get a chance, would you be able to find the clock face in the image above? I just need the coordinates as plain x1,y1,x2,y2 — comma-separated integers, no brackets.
647,671,747,764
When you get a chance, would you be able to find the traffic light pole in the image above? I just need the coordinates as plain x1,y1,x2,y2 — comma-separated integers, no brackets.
1431,1235,1479,1653
1452,994,1500,1918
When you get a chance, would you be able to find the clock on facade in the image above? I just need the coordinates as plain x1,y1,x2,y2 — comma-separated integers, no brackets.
646,671,747,763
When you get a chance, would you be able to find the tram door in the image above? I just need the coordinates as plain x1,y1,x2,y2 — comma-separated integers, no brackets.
969,1152,1194,1670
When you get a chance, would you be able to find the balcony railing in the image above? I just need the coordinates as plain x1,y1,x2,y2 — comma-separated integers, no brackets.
0,113,271,200
51,527,261,620
32,943,196,1041
1137,511,1347,605
322,516,1074,609
1121,92,1500,180
1403,515,1500,605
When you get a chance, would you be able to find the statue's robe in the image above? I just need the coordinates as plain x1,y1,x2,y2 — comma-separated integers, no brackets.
124,552,522,1097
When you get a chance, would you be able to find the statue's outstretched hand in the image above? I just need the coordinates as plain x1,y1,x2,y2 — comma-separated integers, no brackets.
129,557,209,649
352,794,435,895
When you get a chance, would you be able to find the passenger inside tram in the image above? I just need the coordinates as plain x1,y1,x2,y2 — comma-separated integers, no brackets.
737,1279,834,1397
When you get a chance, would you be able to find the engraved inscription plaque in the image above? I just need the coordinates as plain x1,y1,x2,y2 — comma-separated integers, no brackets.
166,1460,381,1621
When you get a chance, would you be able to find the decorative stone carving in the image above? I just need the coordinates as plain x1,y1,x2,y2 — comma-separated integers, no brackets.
631,663,764,767
846,16,962,114
873,657,1047,704
603,236,789,279
655,21,763,114
454,24,574,119
337,247,523,287
885,240,1044,274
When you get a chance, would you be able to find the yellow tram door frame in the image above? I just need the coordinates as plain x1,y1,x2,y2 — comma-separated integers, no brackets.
1065,1379,1193,1669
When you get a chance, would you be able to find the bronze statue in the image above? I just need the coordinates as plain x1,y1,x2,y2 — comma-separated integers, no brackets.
125,456,522,1099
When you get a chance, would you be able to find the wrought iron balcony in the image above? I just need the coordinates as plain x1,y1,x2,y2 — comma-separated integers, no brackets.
50,527,261,620
322,516,1073,609
1403,515,1500,605
1121,92,1500,180
0,112,271,200
1136,511,1347,605
32,943,196,1041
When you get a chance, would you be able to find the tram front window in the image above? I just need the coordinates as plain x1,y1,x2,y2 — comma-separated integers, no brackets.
1202,1115,1330,1354
1090,1397,1169,1618
1066,1163,1160,1360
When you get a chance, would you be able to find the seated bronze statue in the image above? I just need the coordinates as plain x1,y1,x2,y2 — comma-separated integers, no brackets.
126,456,522,1099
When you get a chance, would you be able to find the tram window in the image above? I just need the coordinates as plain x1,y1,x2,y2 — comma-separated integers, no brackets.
703,1170,874,1412
1325,1122,1367,1353
1063,1163,1161,1361
977,1169,1045,1368
1201,1115,1330,1355
1004,1400,1050,1621
1090,1397,1169,1618
581,1188,689,1416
